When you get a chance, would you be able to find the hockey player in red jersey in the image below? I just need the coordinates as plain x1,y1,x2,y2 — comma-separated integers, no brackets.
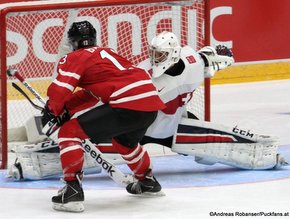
43,21,166,212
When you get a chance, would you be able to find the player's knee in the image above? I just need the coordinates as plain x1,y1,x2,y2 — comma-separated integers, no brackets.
112,138,133,153
58,118,88,140
114,132,146,148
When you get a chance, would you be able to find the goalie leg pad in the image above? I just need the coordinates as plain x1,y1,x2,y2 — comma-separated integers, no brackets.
172,118,284,170
8,152,63,180
7,141,103,180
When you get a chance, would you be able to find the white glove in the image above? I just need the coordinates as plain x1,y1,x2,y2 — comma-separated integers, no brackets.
198,45,234,78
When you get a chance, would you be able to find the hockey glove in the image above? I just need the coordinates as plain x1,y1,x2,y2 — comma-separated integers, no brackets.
198,45,234,78
41,102,71,141
215,44,233,58
41,101,70,127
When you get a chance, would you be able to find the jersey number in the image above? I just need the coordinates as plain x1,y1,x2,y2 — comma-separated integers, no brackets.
100,50,126,70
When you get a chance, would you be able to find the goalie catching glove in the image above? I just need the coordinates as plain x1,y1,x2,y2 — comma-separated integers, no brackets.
198,44,234,78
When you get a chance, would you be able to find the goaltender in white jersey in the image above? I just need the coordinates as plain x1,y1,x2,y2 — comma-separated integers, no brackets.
8,31,288,180
140,32,286,170
140,45,204,139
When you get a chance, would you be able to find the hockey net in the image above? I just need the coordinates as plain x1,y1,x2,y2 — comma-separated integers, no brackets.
0,0,208,169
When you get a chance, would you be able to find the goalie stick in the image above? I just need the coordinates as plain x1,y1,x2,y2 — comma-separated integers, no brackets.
7,68,134,187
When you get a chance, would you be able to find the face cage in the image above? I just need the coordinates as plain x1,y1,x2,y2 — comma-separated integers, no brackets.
149,48,170,65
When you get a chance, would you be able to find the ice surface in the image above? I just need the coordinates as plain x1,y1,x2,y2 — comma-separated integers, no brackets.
1,79,290,219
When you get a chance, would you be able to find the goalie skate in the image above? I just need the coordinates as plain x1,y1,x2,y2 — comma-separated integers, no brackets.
7,159,23,180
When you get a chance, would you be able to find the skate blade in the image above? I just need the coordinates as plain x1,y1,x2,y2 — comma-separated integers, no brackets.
52,201,84,212
133,190,166,197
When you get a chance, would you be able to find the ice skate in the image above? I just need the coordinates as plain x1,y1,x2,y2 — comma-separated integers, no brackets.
52,174,84,212
126,170,165,196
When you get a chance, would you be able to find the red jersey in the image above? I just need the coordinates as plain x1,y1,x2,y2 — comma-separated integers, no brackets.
47,47,165,115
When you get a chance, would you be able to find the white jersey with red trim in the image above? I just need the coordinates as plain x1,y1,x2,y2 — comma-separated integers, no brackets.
47,46,165,115
139,46,204,138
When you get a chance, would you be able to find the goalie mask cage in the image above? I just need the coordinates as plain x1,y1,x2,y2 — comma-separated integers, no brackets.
0,0,209,169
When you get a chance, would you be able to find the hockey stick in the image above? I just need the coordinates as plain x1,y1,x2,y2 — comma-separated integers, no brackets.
11,82,44,111
7,68,46,105
7,68,134,187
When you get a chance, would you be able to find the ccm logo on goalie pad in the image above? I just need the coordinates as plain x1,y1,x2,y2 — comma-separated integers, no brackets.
232,126,254,137
82,140,115,176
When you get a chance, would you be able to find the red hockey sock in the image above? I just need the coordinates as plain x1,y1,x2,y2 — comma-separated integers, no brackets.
58,119,88,181
112,138,151,180
59,141,84,181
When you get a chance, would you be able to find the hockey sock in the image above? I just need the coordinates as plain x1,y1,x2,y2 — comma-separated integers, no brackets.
112,139,151,180
59,141,84,181
58,119,88,181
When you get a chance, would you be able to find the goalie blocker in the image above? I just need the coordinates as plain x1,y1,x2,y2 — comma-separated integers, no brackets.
7,117,288,180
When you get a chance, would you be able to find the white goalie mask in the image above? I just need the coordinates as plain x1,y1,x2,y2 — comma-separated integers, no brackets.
149,31,181,78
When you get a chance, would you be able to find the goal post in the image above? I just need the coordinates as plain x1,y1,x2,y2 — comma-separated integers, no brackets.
0,0,209,169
